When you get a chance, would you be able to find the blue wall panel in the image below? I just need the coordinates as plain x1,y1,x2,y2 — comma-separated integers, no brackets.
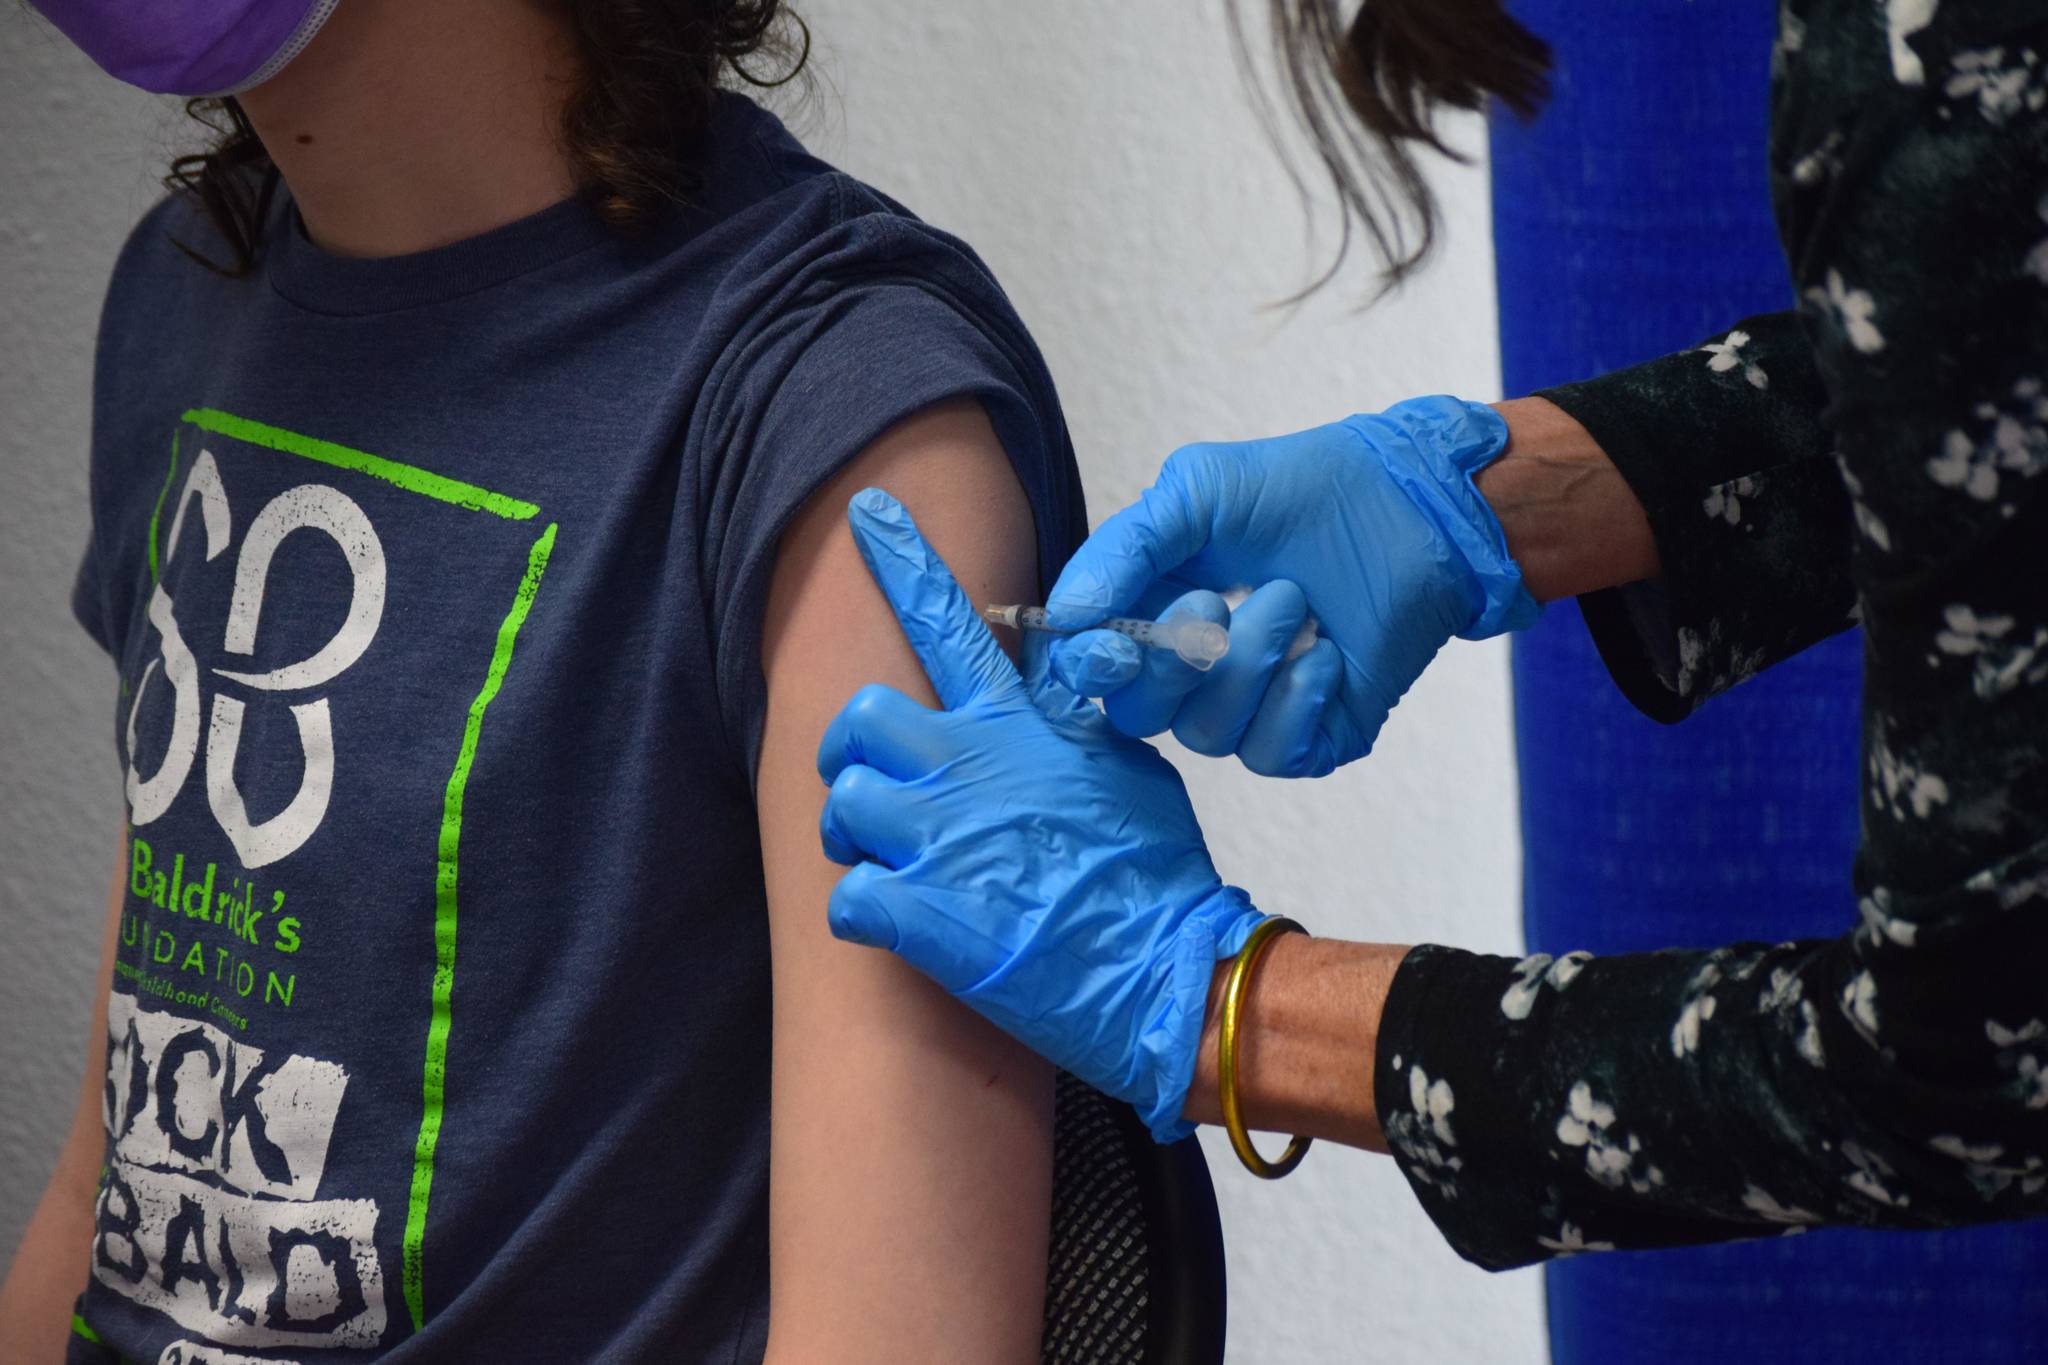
1493,4,2048,1361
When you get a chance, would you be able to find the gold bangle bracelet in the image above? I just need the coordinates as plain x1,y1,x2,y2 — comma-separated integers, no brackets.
1217,916,1312,1180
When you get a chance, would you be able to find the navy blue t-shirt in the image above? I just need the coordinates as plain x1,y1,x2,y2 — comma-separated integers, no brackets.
67,93,1084,1364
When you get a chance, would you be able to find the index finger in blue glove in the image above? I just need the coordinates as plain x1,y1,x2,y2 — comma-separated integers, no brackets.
1043,462,1208,630
848,487,1025,710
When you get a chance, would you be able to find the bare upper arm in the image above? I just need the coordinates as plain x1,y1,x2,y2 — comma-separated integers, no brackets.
63,837,122,1188
754,398,1051,1364
0,833,124,1356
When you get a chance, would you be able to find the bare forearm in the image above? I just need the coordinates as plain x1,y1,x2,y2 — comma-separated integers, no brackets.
1,840,123,1356
0,1169,96,1358
1181,935,1409,1153
1480,396,1659,601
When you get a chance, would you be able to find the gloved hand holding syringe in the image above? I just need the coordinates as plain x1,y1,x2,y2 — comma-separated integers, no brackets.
984,592,1317,672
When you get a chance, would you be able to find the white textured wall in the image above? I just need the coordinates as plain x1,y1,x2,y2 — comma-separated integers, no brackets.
0,3,1542,1360
0,3,171,1267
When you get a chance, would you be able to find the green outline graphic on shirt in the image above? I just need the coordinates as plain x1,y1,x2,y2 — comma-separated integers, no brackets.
402,519,554,1332
146,428,181,584
182,407,541,521
150,407,558,1337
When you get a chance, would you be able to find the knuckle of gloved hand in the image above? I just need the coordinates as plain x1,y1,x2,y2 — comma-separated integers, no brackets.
1105,679,1171,732
1080,639,1143,693
1240,630,1286,676
819,779,858,836
819,822,861,866
826,879,875,943
831,762,881,807
846,682,900,727
1101,702,1150,740
1240,736,1298,779
1160,441,1228,489
1173,714,1239,759
1048,633,1094,677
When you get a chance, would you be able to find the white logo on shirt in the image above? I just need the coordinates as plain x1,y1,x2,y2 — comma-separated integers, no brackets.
126,450,386,868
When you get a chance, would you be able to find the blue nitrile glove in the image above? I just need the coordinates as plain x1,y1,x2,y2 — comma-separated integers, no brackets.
818,488,1266,1142
1045,396,1541,778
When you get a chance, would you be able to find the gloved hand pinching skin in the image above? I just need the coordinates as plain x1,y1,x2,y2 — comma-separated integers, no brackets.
1044,396,1541,777
818,487,1265,1142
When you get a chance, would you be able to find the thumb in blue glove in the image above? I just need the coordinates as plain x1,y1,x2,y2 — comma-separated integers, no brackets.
1044,396,1541,778
818,486,1266,1142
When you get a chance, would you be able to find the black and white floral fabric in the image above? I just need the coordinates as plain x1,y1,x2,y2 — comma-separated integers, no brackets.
1376,0,2048,1270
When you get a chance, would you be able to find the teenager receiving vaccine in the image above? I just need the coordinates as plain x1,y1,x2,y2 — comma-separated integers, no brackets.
0,3,1085,1361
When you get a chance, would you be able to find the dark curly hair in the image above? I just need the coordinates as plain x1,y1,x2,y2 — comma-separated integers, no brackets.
166,1,809,275
1235,0,1550,296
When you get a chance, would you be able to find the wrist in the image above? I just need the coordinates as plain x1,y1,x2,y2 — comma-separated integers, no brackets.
1350,397,1542,640
1182,933,1407,1153
1478,395,1660,600
1128,899,1251,1143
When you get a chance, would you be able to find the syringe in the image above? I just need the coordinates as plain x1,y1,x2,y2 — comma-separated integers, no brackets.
983,603,1232,671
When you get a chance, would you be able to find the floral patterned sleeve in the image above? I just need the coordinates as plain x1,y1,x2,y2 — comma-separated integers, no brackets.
1373,0,2048,1271
1539,311,1855,722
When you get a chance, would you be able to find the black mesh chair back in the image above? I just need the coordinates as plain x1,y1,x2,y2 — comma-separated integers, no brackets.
1040,1072,1227,1364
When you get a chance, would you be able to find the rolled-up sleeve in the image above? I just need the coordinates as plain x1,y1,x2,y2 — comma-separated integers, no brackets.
1540,311,1855,723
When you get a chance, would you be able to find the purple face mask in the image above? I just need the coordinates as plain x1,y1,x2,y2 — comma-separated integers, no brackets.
30,0,341,97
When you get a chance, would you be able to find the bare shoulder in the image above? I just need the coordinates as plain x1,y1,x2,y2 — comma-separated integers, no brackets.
761,395,1037,706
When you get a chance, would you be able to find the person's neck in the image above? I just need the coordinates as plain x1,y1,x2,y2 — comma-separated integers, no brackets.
238,0,582,259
